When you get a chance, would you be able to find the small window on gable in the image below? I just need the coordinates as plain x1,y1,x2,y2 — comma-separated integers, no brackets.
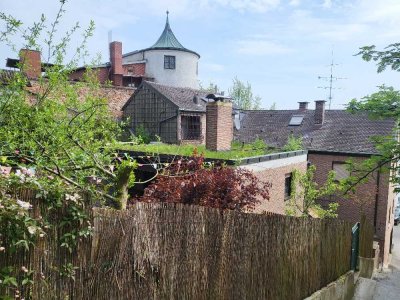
164,55,176,69
332,162,350,181
289,115,304,126
284,173,292,200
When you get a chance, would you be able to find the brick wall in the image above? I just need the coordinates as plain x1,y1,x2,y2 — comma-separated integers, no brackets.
314,100,326,124
19,49,41,79
308,152,395,266
27,80,133,119
206,101,233,151
123,63,146,76
252,161,308,214
69,67,110,84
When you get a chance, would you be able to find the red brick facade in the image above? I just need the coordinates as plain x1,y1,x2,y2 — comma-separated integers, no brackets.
206,101,233,151
123,63,146,76
251,160,308,214
308,152,395,266
69,67,110,84
19,49,41,79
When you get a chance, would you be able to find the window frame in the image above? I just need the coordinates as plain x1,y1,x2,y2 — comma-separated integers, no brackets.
332,161,350,181
181,115,202,140
164,55,176,69
284,173,293,200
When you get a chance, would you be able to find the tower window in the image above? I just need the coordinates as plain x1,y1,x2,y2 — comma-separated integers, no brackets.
164,55,175,69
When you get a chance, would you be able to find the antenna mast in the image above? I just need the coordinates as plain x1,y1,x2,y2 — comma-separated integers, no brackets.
318,50,346,109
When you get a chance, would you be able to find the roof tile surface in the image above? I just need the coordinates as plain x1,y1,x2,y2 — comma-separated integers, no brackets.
144,81,208,112
234,109,396,154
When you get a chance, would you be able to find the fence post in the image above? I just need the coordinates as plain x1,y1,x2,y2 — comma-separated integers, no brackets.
350,222,360,271
359,214,375,278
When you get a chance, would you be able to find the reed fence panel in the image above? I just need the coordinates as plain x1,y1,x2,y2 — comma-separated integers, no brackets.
1,199,352,300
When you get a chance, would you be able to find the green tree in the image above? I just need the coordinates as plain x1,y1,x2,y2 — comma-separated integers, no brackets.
0,2,137,295
199,81,220,93
228,76,261,110
282,134,303,151
0,1,135,209
356,43,400,73
345,44,400,190
286,165,342,218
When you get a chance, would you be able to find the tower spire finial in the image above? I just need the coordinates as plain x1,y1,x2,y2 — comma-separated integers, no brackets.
166,10,169,24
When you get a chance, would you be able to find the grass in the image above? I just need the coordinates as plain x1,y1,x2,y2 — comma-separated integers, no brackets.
116,139,277,160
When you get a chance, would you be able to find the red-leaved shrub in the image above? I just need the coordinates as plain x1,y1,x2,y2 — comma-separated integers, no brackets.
133,152,271,211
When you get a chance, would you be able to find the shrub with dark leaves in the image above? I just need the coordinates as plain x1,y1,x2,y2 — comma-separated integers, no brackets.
133,152,271,211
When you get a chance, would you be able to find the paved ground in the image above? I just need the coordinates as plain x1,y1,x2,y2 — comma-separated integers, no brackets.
372,224,400,300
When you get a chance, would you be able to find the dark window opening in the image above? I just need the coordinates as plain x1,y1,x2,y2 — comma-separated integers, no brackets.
164,55,176,69
284,173,292,200
181,115,201,140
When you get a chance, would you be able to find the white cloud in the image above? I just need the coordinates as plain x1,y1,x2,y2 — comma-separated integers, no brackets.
202,63,225,72
322,0,332,9
236,39,293,55
201,0,281,13
289,0,301,6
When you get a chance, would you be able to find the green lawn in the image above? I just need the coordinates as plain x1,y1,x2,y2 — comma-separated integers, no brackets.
116,140,277,160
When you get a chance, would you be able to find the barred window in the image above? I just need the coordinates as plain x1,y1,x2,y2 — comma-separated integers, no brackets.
181,115,201,140
164,55,176,69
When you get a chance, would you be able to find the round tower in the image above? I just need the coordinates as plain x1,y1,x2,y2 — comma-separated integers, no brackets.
144,12,200,89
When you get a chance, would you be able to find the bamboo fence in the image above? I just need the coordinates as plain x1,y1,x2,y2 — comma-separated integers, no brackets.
1,199,352,300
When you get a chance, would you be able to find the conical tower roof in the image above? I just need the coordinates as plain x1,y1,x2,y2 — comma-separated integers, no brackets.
148,12,200,57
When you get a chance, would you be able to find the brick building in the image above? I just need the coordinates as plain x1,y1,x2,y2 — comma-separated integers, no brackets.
69,13,200,89
234,100,397,266
2,49,134,119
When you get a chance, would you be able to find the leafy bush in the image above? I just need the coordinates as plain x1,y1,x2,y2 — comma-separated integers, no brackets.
283,134,303,151
134,124,152,144
133,151,271,211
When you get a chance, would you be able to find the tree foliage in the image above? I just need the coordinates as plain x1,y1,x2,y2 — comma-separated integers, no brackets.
356,43,400,73
229,76,261,110
0,1,135,209
282,134,303,152
134,152,271,212
0,3,135,295
347,44,400,190
286,165,342,218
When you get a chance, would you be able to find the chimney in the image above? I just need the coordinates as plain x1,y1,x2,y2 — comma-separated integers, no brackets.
314,100,326,125
206,100,233,151
109,41,123,86
298,101,309,111
19,49,41,79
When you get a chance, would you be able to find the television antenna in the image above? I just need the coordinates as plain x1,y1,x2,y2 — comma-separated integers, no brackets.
318,50,346,109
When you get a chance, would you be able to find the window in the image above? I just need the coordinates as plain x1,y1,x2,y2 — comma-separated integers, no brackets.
289,115,304,126
164,55,175,69
284,173,292,199
181,115,201,140
332,162,350,181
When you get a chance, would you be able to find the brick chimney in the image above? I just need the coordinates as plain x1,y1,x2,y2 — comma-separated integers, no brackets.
109,41,123,86
298,101,309,112
314,100,326,125
206,100,233,151
19,49,41,79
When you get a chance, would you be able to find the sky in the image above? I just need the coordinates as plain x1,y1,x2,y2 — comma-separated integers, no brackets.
1,0,400,109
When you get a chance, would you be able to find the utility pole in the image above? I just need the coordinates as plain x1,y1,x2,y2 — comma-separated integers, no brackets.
318,50,346,109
